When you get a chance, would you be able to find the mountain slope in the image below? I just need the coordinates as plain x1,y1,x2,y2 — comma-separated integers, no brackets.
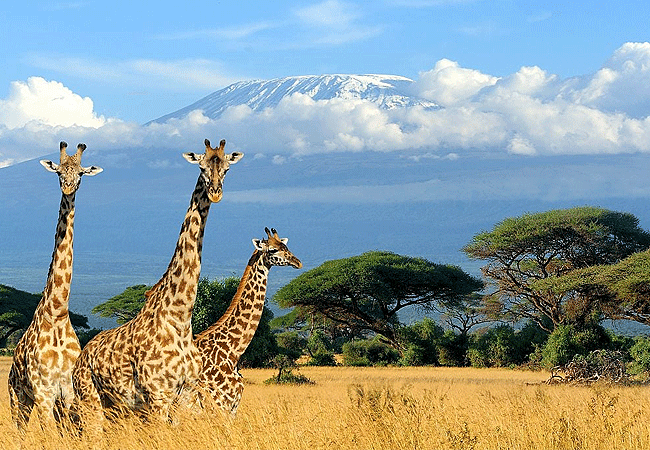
150,74,438,123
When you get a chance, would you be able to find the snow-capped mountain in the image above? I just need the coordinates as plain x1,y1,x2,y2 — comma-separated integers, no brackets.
151,74,438,123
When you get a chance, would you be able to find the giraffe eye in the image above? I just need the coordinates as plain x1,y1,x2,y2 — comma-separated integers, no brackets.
268,248,278,254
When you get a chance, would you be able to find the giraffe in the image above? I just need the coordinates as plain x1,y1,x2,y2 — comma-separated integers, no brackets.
189,227,302,415
72,139,243,424
8,142,102,431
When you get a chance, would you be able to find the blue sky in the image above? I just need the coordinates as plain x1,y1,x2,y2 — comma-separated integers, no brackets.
2,1,648,122
4,1,650,327
1,0,650,166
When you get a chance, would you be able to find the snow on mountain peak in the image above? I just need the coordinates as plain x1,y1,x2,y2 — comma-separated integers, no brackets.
151,74,438,123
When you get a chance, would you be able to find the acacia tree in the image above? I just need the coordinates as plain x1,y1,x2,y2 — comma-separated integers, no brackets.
0,284,88,347
463,206,650,332
92,284,150,324
439,293,494,337
538,248,650,326
273,251,484,349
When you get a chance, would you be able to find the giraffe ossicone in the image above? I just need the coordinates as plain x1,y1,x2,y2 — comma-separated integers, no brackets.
8,141,102,431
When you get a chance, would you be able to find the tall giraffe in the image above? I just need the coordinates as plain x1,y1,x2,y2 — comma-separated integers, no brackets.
8,142,102,430
190,228,301,415
72,139,243,423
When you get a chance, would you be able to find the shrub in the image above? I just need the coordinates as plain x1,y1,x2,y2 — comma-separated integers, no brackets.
276,331,307,361
306,350,337,366
629,336,650,376
77,328,103,348
438,331,469,367
342,337,400,366
468,324,519,368
265,354,314,385
398,318,445,366
540,324,612,368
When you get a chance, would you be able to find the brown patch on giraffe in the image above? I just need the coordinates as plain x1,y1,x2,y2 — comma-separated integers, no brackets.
41,349,59,366
53,274,64,287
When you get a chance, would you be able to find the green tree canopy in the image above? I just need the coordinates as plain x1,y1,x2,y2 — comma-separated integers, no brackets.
463,206,650,331
537,248,650,326
0,284,89,347
273,251,484,348
92,284,150,324
192,276,240,334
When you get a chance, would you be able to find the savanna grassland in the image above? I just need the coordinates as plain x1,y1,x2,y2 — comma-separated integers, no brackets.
1,356,650,450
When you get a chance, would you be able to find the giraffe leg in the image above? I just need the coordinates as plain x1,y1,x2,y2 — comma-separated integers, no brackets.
8,379,34,432
146,393,173,423
72,361,105,437
57,379,76,421
231,378,244,416
33,389,58,429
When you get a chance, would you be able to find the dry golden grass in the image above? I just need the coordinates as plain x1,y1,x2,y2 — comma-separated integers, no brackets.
1,356,650,449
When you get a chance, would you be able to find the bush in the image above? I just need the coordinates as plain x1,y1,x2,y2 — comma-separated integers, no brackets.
540,324,611,368
276,331,307,361
629,336,650,376
306,350,337,366
398,318,445,366
468,324,518,368
342,337,400,366
438,331,469,367
265,354,314,385
77,328,103,348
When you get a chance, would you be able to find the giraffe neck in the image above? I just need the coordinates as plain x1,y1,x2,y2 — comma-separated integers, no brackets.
204,251,270,364
39,192,75,321
142,177,211,330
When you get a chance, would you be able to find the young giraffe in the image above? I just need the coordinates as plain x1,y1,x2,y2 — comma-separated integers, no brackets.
8,142,102,430
189,227,301,415
72,139,242,424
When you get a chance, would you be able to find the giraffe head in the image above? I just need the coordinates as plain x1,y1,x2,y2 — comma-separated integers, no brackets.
182,138,244,203
252,227,303,269
40,141,103,195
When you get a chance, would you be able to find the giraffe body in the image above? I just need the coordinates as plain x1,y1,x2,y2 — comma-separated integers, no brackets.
190,228,301,414
72,139,242,422
8,142,102,430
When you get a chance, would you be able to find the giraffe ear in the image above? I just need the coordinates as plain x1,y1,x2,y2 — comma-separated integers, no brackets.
82,165,103,176
281,238,288,245
252,238,265,251
182,152,203,164
227,152,244,164
40,160,59,173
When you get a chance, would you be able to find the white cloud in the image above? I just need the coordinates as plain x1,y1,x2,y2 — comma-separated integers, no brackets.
25,55,239,92
295,0,356,28
507,135,536,155
0,77,105,129
5,43,650,167
154,22,277,41
564,42,650,118
412,59,498,106
293,0,382,45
